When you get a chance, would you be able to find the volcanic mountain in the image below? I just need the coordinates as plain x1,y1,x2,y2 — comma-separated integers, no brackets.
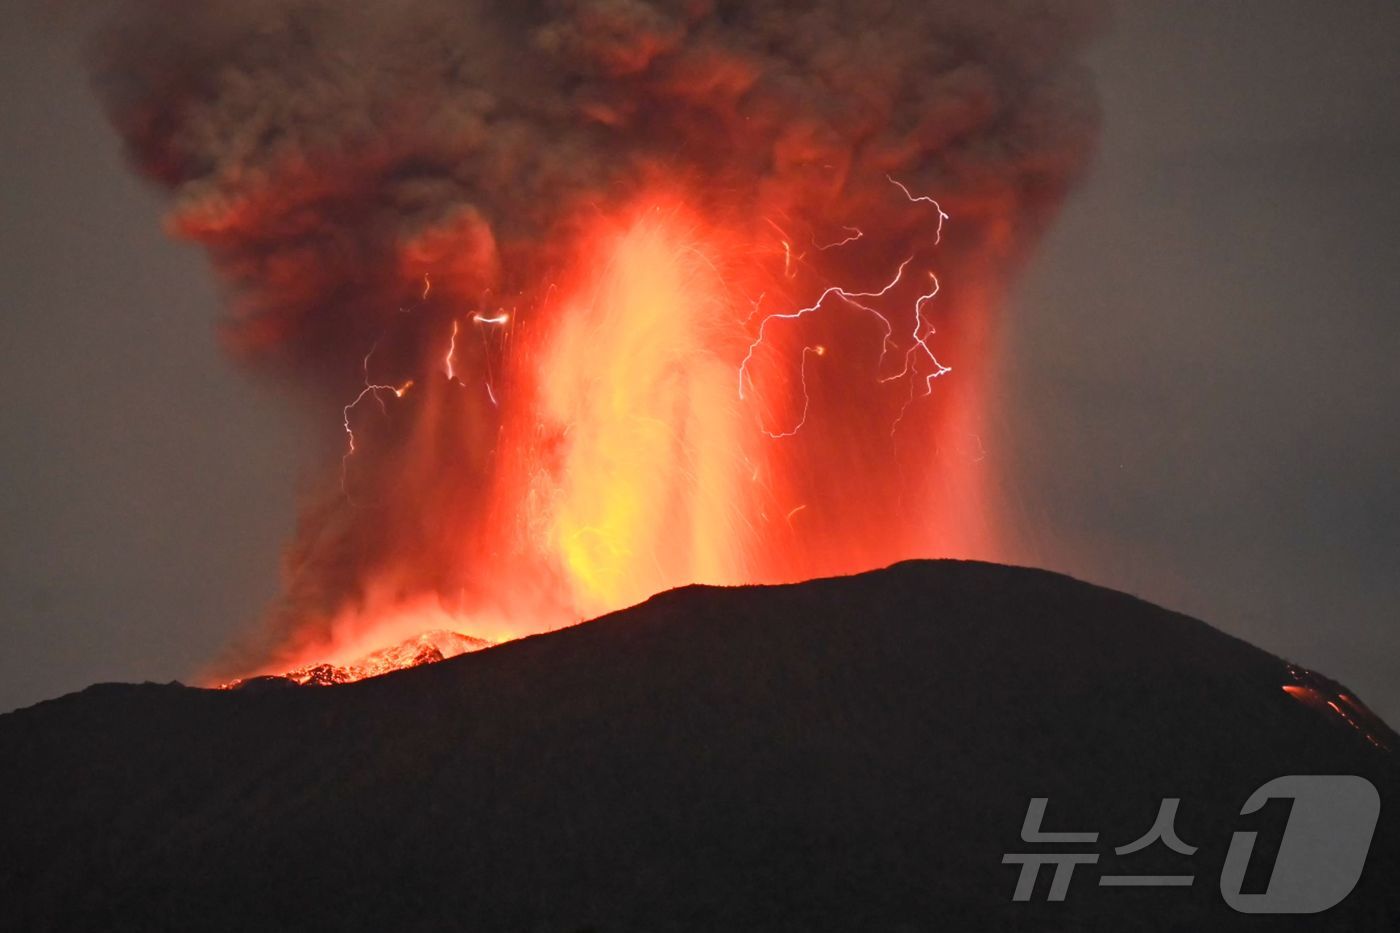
1,561,1395,931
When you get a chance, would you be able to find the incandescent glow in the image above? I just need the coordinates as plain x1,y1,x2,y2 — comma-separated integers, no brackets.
517,204,756,616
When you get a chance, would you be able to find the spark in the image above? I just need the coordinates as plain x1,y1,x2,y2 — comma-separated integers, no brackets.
784,503,808,526
471,312,510,326
887,174,950,244
421,273,432,300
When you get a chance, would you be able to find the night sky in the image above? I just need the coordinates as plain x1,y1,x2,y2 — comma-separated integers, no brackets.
2,2,1397,719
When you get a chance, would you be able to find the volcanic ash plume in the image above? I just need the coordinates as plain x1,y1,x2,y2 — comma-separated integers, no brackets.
87,0,1108,677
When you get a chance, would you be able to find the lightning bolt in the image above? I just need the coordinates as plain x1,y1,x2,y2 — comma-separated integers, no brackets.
760,344,827,439
341,342,413,497
887,174,950,244
813,226,864,251
741,175,954,436
444,319,460,382
738,258,911,404
883,273,953,433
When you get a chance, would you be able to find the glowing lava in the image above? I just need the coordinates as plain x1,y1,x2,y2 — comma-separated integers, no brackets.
517,204,760,617
223,630,492,688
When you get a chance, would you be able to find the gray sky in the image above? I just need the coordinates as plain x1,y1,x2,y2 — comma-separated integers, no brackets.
2,1,1397,718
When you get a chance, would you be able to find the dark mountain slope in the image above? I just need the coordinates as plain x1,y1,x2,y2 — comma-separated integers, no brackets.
0,560,1395,931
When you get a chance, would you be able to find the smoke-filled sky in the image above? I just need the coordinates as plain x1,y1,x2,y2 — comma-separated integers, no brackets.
2,1,1397,717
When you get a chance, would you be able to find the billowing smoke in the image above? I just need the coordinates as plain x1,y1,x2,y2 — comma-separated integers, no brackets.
86,0,1107,675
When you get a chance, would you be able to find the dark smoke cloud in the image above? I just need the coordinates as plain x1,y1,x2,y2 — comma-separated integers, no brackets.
90,0,1106,350
86,0,1107,664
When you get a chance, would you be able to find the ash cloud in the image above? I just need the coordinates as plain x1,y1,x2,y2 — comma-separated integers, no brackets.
89,0,1107,356
85,0,1108,664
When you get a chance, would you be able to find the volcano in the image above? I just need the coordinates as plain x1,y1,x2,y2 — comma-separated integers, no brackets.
1,561,1396,931
83,0,1109,672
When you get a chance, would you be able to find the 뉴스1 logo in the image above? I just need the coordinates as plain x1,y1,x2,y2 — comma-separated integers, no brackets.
1003,774,1380,914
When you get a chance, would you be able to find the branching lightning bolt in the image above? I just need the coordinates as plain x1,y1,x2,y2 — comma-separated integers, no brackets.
741,174,954,437
739,257,913,406
883,273,952,433
887,174,950,244
341,342,413,498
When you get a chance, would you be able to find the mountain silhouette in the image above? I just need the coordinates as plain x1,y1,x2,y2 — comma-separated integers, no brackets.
1,560,1395,931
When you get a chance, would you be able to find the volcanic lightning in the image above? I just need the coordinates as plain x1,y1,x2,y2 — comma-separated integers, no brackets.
87,0,1108,682
444,320,460,382
887,175,952,245
738,256,910,406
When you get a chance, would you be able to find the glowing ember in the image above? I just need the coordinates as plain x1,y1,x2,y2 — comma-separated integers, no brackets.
1282,664,1395,751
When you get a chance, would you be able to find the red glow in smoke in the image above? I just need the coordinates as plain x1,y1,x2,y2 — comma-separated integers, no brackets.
234,181,994,680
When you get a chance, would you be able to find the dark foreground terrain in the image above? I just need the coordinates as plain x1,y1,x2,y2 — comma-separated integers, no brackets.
1,561,1396,931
